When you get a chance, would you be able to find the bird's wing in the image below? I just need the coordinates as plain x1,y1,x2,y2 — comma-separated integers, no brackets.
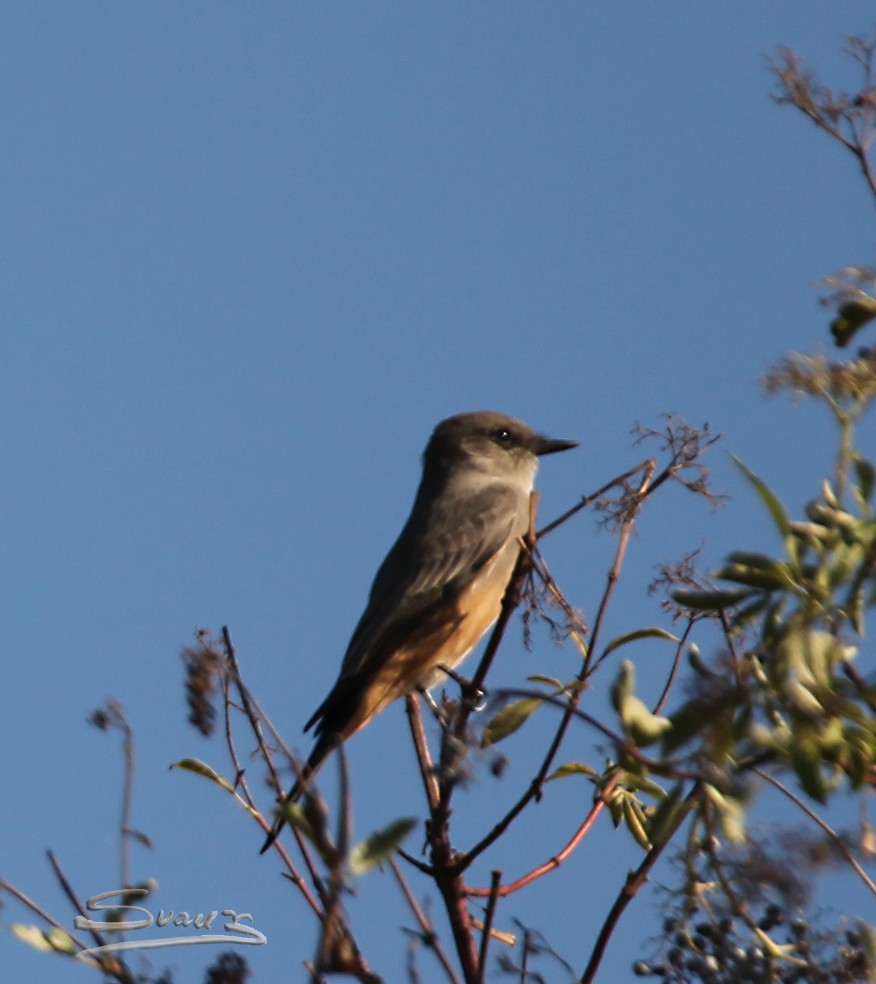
304,482,523,732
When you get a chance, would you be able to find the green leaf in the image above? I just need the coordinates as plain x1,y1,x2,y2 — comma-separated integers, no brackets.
601,627,680,660
726,550,785,570
715,561,789,590
548,761,598,781
527,674,564,690
275,799,317,842
731,702,753,741
610,659,635,713
687,643,717,678
788,520,832,546
732,456,790,538
170,758,259,816
828,541,866,589
569,630,589,661
783,679,824,717
730,593,772,630
857,922,876,964
806,501,855,531
830,298,876,348
611,662,671,745
481,698,542,745
646,783,687,847
777,627,843,687
11,924,55,953
10,924,82,960
704,785,747,844
820,716,845,756
790,734,828,802
45,928,78,956
171,757,235,792
349,817,417,874
845,725,876,788
606,790,625,827
663,699,709,752
622,796,652,850
853,456,875,506
672,587,757,610
615,770,667,800
849,584,865,635
621,694,673,746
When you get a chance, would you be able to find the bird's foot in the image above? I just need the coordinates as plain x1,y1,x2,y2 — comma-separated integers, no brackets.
435,664,487,712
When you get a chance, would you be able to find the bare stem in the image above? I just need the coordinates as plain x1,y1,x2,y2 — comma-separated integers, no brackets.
754,767,876,897
389,856,462,984
468,772,620,899
579,785,699,984
475,871,502,983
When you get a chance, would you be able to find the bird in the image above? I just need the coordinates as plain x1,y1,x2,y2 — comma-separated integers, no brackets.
261,410,577,852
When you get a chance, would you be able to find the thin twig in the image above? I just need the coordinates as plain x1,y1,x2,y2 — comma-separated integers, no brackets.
397,848,435,876
582,463,656,678
118,711,135,892
46,851,138,984
389,856,462,984
700,801,768,937
537,459,654,538
0,877,91,951
520,927,531,983
579,784,699,984
338,746,352,861
222,626,298,789
46,850,95,935
467,773,621,899
754,767,876,897
221,650,258,809
405,694,440,811
221,628,323,917
476,871,502,983
653,618,695,715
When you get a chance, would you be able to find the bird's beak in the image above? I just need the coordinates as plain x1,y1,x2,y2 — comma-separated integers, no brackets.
535,435,579,456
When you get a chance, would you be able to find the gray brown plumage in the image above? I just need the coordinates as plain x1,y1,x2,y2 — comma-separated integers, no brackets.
261,411,576,853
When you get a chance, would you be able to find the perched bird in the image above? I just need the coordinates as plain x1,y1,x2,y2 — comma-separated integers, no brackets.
261,410,577,852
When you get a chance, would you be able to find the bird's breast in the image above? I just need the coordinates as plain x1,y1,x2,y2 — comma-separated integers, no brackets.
414,536,521,689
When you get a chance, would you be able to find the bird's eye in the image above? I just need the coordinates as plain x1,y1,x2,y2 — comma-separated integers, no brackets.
492,428,513,446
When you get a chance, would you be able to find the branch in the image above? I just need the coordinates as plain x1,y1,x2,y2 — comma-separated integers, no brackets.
389,856,461,984
405,693,441,812
578,784,700,984
412,501,542,983
653,618,695,715
467,772,621,899
0,877,92,954
47,850,138,984
475,871,502,983
754,767,876,897
118,710,135,891
537,458,655,538
770,40,876,201
220,629,325,919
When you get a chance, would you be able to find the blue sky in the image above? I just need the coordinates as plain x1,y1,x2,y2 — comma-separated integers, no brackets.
2,4,875,983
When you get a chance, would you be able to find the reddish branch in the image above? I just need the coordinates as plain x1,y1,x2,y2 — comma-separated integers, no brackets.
468,772,621,899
